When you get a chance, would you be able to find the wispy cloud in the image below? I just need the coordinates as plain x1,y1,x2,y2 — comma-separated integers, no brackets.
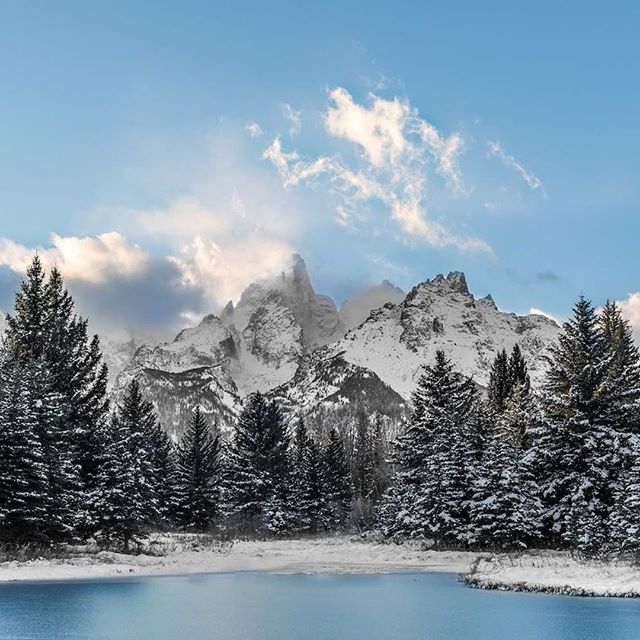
487,140,546,196
282,103,302,137
245,122,263,138
264,87,491,254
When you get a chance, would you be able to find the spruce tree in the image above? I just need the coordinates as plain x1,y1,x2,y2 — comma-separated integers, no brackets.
468,432,542,549
224,393,291,534
487,349,510,413
508,344,531,395
96,380,159,547
324,428,353,528
175,407,220,532
610,436,640,553
0,357,50,542
532,296,617,549
4,259,109,533
380,350,478,541
148,423,177,526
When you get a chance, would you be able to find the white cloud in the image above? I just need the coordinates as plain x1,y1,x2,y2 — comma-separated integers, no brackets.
282,103,302,137
245,122,263,138
325,87,410,167
170,235,293,306
488,141,545,195
0,232,148,284
264,87,490,254
417,121,465,193
617,293,640,343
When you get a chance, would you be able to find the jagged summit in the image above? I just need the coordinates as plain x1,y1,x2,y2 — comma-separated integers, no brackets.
423,271,470,295
110,258,561,436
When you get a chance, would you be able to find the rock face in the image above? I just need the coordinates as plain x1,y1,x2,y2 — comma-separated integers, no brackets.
111,263,560,437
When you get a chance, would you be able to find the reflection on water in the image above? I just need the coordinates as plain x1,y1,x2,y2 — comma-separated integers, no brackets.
0,572,638,640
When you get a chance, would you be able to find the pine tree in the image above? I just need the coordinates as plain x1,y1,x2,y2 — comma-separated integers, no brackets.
610,436,640,553
508,344,531,395
289,420,312,532
148,423,177,526
224,393,291,534
0,357,50,542
95,380,159,547
468,432,542,549
353,409,375,502
487,349,510,413
93,414,138,549
599,301,640,434
380,350,478,541
496,383,536,450
175,407,220,532
4,259,109,533
26,360,81,540
532,296,617,550
324,428,353,528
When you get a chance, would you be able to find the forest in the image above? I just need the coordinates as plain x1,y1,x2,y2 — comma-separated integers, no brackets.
1,256,639,556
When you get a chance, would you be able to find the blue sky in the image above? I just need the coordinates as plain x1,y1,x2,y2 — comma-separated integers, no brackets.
1,1,640,335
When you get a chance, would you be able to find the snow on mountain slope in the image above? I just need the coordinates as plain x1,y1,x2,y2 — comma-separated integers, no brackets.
112,255,345,430
111,263,560,436
335,272,559,400
339,280,405,332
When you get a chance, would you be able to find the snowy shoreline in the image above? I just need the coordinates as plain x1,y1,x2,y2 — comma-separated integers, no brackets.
0,538,475,584
464,552,640,598
2,538,640,599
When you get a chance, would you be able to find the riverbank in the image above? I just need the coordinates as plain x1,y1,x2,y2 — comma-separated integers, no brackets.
465,552,640,598
2,537,639,598
0,536,475,583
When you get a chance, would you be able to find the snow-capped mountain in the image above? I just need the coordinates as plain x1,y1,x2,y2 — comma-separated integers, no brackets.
302,272,559,402
111,261,560,436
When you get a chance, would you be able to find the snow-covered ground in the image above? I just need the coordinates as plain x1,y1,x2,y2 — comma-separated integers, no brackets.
465,551,640,597
3,538,639,598
0,536,475,583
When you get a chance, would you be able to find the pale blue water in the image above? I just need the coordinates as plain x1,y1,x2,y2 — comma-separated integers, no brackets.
0,572,639,640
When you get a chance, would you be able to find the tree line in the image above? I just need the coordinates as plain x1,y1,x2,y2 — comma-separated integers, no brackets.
2,256,640,556
379,298,640,554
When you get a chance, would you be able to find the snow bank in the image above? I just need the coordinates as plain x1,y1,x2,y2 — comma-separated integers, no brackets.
0,536,475,583
464,551,640,597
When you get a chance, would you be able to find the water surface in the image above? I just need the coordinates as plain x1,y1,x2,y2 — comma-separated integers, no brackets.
0,572,638,639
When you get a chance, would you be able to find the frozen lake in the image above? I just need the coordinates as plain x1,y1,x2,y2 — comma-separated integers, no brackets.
1,572,639,639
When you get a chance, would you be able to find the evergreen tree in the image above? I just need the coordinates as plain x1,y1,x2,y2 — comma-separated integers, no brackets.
289,420,312,532
352,409,375,502
380,350,478,541
148,423,177,526
610,436,640,553
468,433,542,549
531,296,617,549
487,349,510,413
94,380,159,547
599,301,640,434
224,393,290,534
93,414,139,549
4,259,109,532
496,384,536,450
508,344,531,395
324,428,353,528
0,357,50,542
175,407,220,532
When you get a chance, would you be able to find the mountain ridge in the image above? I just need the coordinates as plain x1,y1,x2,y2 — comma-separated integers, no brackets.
109,257,560,436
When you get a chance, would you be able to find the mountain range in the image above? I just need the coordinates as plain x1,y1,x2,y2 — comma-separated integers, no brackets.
110,255,560,438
